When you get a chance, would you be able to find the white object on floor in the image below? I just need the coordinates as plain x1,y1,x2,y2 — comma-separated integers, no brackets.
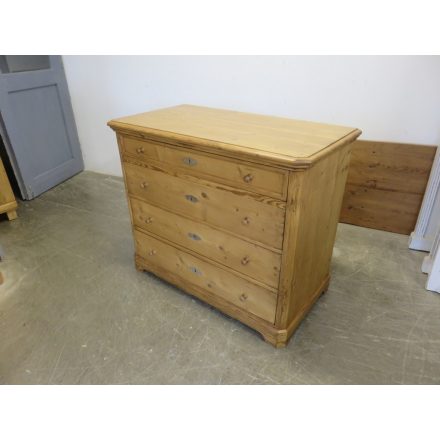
409,146,440,251
424,228,440,292
409,144,440,292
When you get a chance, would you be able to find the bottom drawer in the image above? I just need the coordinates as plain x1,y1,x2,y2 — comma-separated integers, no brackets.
134,229,277,323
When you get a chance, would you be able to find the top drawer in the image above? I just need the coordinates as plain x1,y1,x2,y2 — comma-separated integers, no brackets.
122,136,287,199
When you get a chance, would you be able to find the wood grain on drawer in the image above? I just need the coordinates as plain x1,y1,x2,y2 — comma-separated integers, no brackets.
134,229,277,323
124,162,285,249
123,136,287,199
130,197,281,288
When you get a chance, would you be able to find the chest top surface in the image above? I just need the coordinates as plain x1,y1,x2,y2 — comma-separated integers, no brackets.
108,105,361,168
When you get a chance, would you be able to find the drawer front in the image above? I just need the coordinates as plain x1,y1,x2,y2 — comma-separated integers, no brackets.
134,229,277,323
124,162,285,249
123,136,287,199
130,197,281,288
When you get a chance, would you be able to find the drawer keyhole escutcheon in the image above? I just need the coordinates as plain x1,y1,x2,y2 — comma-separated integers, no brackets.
185,194,199,203
189,266,202,276
140,181,149,189
136,146,145,154
148,249,157,256
241,256,250,265
240,293,248,302
182,157,198,166
188,232,201,241
145,217,153,224
243,174,254,183
242,216,250,225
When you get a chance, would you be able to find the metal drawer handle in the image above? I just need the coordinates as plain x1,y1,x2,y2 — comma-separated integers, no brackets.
188,232,201,241
136,146,145,154
239,293,248,302
185,194,199,203
241,216,250,225
145,217,153,224
140,181,149,189
241,256,250,265
243,174,254,183
182,157,198,166
189,266,202,276
148,249,157,256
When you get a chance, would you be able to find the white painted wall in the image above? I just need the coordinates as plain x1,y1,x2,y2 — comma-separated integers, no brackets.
62,56,440,176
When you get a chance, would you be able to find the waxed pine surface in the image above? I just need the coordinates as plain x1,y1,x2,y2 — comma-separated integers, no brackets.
1,172,439,384
109,105,359,160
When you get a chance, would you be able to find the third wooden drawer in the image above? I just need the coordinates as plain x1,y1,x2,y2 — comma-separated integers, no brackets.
130,197,281,288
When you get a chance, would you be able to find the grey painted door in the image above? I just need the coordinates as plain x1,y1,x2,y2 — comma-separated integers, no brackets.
0,55,83,199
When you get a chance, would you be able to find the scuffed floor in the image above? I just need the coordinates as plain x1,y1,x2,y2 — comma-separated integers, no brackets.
1,171,439,384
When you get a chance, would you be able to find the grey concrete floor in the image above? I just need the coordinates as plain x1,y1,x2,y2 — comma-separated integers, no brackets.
1,171,440,384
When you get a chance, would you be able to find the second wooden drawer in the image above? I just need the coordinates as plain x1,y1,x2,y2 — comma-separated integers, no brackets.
130,197,281,288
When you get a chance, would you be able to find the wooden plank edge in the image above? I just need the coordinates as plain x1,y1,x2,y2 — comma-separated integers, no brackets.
339,217,415,235
355,139,437,150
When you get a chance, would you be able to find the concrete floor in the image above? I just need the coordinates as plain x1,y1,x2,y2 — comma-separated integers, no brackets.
1,171,440,384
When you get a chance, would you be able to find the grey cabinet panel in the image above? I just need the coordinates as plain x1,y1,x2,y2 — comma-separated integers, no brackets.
0,55,51,73
0,55,83,199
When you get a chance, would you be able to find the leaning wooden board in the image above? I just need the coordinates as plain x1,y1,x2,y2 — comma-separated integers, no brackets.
0,156,17,221
340,140,436,234
109,105,361,347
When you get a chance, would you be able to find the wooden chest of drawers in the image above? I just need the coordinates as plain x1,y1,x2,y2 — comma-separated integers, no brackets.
108,105,361,347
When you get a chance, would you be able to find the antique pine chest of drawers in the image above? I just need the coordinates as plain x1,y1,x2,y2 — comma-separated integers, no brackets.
108,105,361,347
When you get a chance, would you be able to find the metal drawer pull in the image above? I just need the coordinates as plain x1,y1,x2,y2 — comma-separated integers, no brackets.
189,266,202,276
243,174,254,183
145,217,153,224
239,293,248,302
182,157,198,166
148,249,157,256
241,256,250,265
241,216,250,225
136,146,145,154
185,194,199,203
188,232,201,241
140,181,149,189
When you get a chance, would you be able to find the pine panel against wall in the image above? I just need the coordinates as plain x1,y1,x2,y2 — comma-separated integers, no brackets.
340,140,437,235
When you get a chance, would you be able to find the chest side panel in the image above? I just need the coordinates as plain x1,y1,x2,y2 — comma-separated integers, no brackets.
277,144,352,327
